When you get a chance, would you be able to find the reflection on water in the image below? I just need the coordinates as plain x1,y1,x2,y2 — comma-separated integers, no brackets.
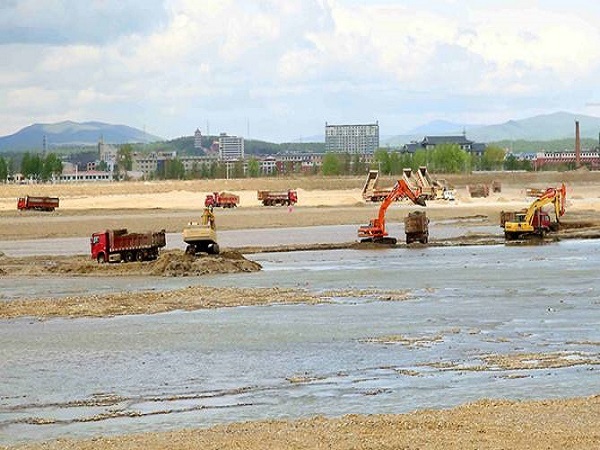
1,239,599,445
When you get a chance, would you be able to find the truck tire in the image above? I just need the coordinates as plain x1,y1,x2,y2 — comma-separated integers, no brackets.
136,251,144,262
209,243,220,255
125,252,134,262
97,253,106,264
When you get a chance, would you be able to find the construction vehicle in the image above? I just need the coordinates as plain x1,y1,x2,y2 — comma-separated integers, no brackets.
414,166,437,200
358,180,427,244
257,189,298,206
205,191,239,208
91,229,166,263
182,207,219,255
362,170,393,202
468,184,490,198
503,184,566,240
362,170,394,202
404,211,429,244
17,196,59,211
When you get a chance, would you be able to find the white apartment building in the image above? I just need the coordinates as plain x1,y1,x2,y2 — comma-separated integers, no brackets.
325,122,379,154
218,133,244,160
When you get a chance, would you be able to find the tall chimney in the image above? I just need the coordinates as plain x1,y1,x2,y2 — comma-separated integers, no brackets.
575,120,581,167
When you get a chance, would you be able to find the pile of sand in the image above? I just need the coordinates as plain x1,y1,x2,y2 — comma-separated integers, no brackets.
0,250,261,277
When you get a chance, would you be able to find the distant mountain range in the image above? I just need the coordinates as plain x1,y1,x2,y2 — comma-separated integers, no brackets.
0,121,163,152
384,111,600,145
1,111,599,153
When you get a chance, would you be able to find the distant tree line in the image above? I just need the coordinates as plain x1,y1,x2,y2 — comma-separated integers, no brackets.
0,152,63,182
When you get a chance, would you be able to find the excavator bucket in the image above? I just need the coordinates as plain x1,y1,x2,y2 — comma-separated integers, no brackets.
415,195,427,207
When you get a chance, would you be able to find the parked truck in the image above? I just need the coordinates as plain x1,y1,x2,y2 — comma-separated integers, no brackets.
17,196,59,211
257,189,298,206
205,191,239,208
91,229,166,263
404,211,429,244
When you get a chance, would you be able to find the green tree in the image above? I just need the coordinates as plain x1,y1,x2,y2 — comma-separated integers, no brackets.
0,156,7,182
481,145,506,171
431,144,470,173
389,152,403,175
247,158,260,177
321,153,341,175
233,160,245,178
21,152,43,180
412,149,428,170
42,153,63,181
373,148,391,174
165,158,185,179
97,160,108,172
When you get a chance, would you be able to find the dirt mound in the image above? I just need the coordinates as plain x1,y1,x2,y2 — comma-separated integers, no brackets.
150,250,261,276
0,250,261,277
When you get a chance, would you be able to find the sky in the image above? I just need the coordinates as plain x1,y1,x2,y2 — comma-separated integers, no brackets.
2,0,600,143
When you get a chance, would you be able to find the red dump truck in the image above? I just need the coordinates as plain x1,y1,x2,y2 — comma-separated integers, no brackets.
257,189,298,206
205,191,239,208
91,229,166,263
17,196,59,211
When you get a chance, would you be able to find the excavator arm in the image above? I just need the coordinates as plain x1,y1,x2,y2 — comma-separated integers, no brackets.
523,183,566,225
358,179,427,243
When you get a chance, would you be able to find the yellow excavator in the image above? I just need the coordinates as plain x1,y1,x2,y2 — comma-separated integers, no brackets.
504,184,566,240
183,207,220,255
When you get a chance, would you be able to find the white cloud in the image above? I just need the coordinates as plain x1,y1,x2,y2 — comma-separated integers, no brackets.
1,0,600,141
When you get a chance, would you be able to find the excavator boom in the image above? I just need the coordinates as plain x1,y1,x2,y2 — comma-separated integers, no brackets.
358,179,427,243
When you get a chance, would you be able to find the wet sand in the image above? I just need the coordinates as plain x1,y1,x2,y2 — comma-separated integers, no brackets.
5,396,599,450
2,172,600,449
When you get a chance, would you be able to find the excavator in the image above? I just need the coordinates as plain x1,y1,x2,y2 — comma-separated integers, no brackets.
182,207,220,255
358,179,427,244
503,183,566,241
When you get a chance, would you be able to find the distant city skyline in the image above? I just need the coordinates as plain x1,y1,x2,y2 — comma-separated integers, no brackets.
2,1,600,143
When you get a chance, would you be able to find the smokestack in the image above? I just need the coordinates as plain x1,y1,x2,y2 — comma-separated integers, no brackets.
575,120,581,167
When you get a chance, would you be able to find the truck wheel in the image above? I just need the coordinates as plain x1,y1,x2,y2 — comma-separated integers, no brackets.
125,252,134,262
211,243,220,255
97,254,106,264
136,251,144,262
185,245,195,255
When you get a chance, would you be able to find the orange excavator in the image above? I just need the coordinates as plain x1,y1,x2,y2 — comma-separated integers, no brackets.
358,179,427,244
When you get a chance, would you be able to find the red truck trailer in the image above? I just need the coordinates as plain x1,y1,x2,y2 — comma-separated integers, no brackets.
17,196,59,211
91,229,166,263
205,191,239,208
257,189,298,206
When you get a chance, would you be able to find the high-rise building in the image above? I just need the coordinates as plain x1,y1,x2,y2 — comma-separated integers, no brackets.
218,133,244,160
325,122,379,154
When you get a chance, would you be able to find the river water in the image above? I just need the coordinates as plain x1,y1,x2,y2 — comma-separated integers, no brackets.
1,235,599,445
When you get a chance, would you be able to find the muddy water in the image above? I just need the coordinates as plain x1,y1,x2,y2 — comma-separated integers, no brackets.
1,239,599,445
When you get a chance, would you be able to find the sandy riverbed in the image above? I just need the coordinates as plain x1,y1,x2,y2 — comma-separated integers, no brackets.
2,172,600,449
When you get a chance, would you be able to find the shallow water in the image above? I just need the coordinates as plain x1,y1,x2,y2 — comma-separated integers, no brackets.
1,239,599,445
